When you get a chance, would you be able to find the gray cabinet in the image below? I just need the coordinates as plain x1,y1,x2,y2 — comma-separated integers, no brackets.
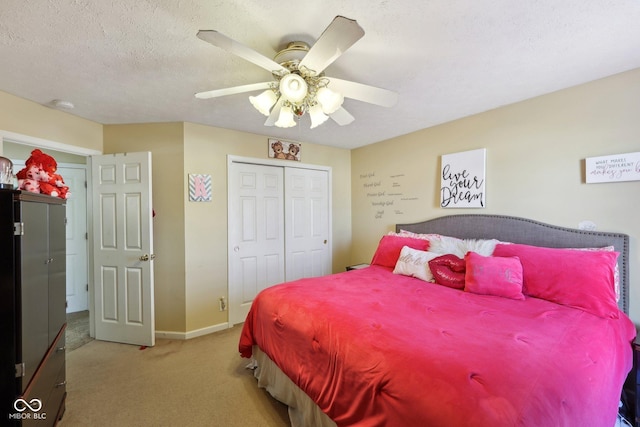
1,190,66,426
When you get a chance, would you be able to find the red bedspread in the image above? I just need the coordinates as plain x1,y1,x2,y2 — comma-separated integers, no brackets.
239,265,635,427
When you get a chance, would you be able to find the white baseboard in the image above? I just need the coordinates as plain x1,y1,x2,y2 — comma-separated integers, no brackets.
155,322,230,340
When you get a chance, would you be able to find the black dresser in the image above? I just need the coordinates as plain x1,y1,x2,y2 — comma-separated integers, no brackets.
1,189,66,426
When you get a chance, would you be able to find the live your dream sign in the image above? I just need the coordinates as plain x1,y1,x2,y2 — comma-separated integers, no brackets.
440,148,486,208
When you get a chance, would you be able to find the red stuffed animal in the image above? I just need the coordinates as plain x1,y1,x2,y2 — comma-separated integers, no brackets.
16,149,70,199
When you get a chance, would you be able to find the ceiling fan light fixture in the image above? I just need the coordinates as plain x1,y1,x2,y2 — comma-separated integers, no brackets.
316,87,344,114
309,103,329,129
279,74,308,103
249,90,278,116
275,104,296,128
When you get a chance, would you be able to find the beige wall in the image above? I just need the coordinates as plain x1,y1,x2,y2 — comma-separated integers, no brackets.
351,68,640,324
183,122,352,332
0,90,102,152
103,123,187,332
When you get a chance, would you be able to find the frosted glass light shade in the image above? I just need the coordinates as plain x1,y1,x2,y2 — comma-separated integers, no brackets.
279,74,308,103
316,87,344,114
275,105,296,128
309,103,329,129
249,90,278,116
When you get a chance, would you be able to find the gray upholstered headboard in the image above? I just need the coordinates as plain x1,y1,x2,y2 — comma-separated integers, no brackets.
396,214,630,314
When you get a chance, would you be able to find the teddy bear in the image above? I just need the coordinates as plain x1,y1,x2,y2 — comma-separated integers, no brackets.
16,149,70,199
286,143,300,161
271,141,287,159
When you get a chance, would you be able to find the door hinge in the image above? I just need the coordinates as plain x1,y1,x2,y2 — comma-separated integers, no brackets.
86,284,89,291
15,362,25,378
85,232,88,240
13,222,24,236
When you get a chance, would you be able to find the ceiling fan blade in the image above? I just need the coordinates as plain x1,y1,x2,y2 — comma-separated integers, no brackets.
195,82,273,99
327,77,398,107
197,30,289,74
298,16,365,76
264,97,284,126
330,107,355,126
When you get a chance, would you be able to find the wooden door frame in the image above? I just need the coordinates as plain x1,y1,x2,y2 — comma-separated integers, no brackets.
1,130,101,337
226,155,333,325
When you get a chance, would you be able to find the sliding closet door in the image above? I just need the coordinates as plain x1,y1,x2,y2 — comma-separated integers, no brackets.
284,168,331,281
228,162,285,325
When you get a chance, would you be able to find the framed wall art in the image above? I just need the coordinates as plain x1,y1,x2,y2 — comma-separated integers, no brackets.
440,148,486,208
268,138,301,161
188,174,212,202
585,151,640,183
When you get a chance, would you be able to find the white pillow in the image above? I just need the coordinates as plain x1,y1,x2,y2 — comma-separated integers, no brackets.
429,235,500,258
392,246,440,282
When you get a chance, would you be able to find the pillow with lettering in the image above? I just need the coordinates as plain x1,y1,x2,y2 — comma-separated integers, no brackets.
464,252,524,300
393,246,440,282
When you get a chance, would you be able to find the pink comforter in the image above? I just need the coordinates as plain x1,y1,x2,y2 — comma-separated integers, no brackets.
239,265,635,427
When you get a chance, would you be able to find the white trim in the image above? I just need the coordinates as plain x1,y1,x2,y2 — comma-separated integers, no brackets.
0,129,101,156
228,154,331,172
155,322,231,340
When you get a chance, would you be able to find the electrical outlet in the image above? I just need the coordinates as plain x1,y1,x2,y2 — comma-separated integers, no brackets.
219,296,227,312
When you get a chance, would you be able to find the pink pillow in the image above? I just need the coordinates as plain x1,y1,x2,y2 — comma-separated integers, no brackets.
428,254,466,289
464,252,524,300
493,243,619,318
371,235,430,268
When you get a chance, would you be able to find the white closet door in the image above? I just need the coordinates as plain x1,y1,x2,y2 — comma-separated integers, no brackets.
228,162,285,325
284,168,330,281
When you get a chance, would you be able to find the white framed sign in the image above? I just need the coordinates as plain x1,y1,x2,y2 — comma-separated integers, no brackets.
440,148,486,208
585,152,640,183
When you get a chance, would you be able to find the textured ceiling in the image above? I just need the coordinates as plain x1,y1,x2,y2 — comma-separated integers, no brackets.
1,0,639,149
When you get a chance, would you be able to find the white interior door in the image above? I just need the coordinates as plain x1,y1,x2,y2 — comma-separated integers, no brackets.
62,165,88,313
90,152,155,346
228,162,285,325
285,168,331,281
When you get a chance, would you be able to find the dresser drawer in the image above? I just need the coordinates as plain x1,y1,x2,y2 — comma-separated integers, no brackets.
20,327,65,427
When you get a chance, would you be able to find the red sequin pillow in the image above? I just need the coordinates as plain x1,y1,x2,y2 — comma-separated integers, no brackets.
428,254,466,289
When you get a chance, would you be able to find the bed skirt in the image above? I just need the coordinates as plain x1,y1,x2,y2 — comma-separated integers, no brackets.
252,346,336,427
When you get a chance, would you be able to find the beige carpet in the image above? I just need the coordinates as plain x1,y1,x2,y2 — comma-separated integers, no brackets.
66,310,93,351
59,325,290,427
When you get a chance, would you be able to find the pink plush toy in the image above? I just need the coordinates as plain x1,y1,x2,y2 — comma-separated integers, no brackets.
17,164,41,194
16,149,70,199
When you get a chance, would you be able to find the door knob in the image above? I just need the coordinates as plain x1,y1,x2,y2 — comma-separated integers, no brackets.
139,254,156,261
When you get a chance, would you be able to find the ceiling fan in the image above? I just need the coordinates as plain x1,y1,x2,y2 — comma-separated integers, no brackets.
195,16,398,129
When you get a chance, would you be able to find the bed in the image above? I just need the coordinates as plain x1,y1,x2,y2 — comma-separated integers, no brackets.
239,214,636,427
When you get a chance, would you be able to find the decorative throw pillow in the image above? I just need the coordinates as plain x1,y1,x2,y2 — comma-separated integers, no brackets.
371,235,430,268
570,246,620,302
428,235,501,258
464,252,524,300
393,247,441,282
428,254,466,289
493,243,619,318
